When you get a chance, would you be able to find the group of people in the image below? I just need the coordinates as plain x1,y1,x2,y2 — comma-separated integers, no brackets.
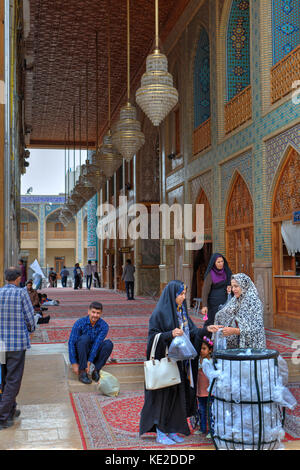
74,261,101,290
139,252,266,445
46,261,101,290
0,253,266,443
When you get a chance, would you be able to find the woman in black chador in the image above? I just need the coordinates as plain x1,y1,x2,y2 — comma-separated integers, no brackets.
139,280,220,445
201,253,232,327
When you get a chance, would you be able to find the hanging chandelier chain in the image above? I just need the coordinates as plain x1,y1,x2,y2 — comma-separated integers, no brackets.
127,0,130,102
155,0,159,50
107,0,111,130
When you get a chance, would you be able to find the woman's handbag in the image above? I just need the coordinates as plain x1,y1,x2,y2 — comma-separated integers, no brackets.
144,333,181,390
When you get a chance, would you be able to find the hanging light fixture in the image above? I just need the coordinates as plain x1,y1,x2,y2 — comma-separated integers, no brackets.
84,32,107,190
135,0,178,126
112,0,145,162
99,2,123,178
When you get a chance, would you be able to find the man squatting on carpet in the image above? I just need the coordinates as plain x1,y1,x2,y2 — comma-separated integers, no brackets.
68,301,113,384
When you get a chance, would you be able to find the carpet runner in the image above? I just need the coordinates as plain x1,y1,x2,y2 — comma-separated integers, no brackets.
70,390,211,450
70,385,300,450
32,287,299,361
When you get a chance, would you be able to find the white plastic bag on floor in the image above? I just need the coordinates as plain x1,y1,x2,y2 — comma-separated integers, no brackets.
97,371,120,397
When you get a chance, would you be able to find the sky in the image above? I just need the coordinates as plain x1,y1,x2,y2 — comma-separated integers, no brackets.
21,148,87,195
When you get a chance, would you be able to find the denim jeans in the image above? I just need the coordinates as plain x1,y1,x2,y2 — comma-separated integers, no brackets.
197,396,208,433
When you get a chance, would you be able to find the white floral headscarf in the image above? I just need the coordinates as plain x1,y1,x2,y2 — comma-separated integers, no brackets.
214,273,266,349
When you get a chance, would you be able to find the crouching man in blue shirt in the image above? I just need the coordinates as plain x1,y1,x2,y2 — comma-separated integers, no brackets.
68,301,113,384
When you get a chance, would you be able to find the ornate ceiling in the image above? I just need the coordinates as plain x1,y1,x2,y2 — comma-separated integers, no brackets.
23,0,190,149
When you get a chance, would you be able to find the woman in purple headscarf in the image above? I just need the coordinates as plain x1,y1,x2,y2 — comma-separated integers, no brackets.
201,253,232,327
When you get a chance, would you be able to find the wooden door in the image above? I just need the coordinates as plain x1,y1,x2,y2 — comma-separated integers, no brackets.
226,173,254,279
191,189,212,302
272,147,300,331
55,257,65,279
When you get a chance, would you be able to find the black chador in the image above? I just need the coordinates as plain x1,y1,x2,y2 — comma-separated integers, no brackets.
139,280,208,436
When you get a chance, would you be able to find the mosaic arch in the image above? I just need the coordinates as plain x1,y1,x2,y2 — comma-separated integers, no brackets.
193,28,210,128
21,207,39,223
226,0,251,101
272,0,300,65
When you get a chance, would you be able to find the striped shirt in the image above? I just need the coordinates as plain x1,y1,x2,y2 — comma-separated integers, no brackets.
68,315,109,364
0,284,35,352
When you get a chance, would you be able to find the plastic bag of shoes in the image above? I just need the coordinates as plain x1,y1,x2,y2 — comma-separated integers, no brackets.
97,371,120,397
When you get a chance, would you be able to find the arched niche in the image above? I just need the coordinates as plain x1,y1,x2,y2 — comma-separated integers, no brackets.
225,171,254,279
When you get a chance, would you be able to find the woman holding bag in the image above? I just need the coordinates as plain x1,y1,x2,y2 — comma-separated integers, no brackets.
139,280,221,445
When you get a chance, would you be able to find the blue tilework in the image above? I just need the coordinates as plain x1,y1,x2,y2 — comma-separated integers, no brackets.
272,0,300,64
226,0,251,101
194,28,211,127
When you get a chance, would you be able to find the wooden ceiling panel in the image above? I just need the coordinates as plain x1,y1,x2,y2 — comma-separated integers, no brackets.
24,0,190,148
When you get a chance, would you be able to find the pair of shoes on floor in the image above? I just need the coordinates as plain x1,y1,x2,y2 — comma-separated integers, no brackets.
37,315,50,324
156,432,184,445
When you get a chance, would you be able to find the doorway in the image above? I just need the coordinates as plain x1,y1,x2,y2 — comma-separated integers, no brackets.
55,257,65,279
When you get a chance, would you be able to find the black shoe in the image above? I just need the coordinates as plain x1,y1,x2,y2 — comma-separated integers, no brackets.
92,369,100,382
0,420,14,430
79,372,92,385
14,409,21,419
37,315,50,324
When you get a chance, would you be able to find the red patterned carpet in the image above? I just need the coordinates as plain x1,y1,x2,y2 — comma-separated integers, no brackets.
32,287,299,448
70,385,300,450
70,390,210,450
32,287,300,361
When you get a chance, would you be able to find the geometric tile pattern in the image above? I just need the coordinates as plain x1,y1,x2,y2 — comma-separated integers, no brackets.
220,149,253,209
226,0,251,101
265,123,300,195
87,194,98,261
272,0,300,64
193,28,211,127
190,170,213,207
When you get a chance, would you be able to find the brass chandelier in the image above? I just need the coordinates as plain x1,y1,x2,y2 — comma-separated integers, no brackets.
136,0,178,126
112,0,145,162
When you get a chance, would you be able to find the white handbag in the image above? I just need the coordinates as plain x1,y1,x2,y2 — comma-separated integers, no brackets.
144,333,181,390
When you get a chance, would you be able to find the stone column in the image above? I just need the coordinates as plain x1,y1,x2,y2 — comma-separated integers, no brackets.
0,0,4,284
39,204,46,269
76,209,83,265
87,193,98,261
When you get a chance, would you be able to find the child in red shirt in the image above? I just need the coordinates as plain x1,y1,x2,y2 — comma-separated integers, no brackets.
195,337,213,437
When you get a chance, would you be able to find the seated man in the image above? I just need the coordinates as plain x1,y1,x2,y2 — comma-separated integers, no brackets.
68,301,113,384
26,281,50,325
